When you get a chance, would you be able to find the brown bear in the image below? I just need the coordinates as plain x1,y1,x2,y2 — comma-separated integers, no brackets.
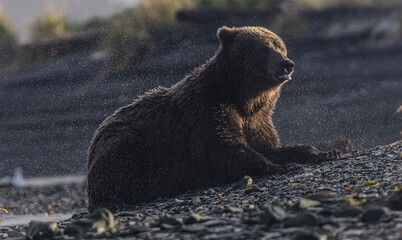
87,26,341,212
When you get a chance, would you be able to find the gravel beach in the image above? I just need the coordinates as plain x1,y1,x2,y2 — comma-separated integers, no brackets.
1,142,401,239
0,3,401,240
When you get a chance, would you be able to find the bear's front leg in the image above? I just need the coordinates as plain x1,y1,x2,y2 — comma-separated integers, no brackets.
266,145,342,165
210,142,291,182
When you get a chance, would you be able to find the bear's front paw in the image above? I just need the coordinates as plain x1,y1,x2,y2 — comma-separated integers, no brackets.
327,149,342,159
315,149,342,162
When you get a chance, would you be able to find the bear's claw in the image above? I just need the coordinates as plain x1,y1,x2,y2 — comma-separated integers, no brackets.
315,149,342,163
326,149,342,159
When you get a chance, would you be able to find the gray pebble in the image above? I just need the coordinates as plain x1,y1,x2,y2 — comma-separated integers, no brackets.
284,212,321,227
191,196,201,205
361,207,391,223
26,221,58,240
159,216,183,226
333,206,362,218
64,208,114,235
297,198,321,209
184,213,203,224
293,231,324,240
203,220,225,227
119,225,149,237
234,176,253,188
259,205,287,225
224,206,242,213
181,224,206,233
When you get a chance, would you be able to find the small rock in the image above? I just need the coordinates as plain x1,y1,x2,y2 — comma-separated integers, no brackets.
297,198,321,209
387,188,402,210
205,188,216,195
293,231,325,240
184,213,203,224
64,208,114,235
234,176,253,188
119,226,149,237
361,207,391,223
243,216,260,225
191,196,201,205
115,212,135,217
159,216,183,226
204,232,240,240
284,212,321,227
203,220,225,227
306,192,336,202
181,224,206,233
316,208,333,217
26,221,58,240
160,223,179,230
211,205,224,214
259,205,287,225
224,206,241,213
333,206,362,218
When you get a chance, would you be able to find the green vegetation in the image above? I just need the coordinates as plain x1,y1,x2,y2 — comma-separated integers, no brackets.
101,0,196,70
0,5,17,68
31,11,69,41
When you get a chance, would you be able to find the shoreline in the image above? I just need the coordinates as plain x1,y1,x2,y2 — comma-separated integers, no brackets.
21,175,86,187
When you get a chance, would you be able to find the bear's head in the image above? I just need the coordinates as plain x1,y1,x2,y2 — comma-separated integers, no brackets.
216,26,294,112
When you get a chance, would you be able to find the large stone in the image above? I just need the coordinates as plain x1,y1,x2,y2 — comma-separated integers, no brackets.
293,231,326,240
234,176,253,188
26,221,58,240
191,196,201,205
361,207,391,223
64,208,114,235
184,213,203,224
259,206,287,225
181,224,206,233
224,206,242,213
119,225,149,237
387,188,402,210
333,206,362,218
296,198,321,209
159,216,183,226
284,212,321,227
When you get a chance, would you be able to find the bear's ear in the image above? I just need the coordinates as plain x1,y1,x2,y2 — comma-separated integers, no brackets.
217,26,238,48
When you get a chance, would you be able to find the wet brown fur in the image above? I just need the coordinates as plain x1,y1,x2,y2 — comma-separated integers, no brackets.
87,26,341,212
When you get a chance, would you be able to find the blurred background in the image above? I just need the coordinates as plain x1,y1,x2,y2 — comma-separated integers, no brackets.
0,0,401,179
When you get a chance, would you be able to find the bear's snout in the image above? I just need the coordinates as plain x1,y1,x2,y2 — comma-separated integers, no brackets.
280,60,294,73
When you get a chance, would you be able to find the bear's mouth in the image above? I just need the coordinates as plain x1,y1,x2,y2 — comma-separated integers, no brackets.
276,74,292,81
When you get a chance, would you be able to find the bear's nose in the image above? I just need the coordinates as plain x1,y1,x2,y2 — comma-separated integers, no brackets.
280,60,294,73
